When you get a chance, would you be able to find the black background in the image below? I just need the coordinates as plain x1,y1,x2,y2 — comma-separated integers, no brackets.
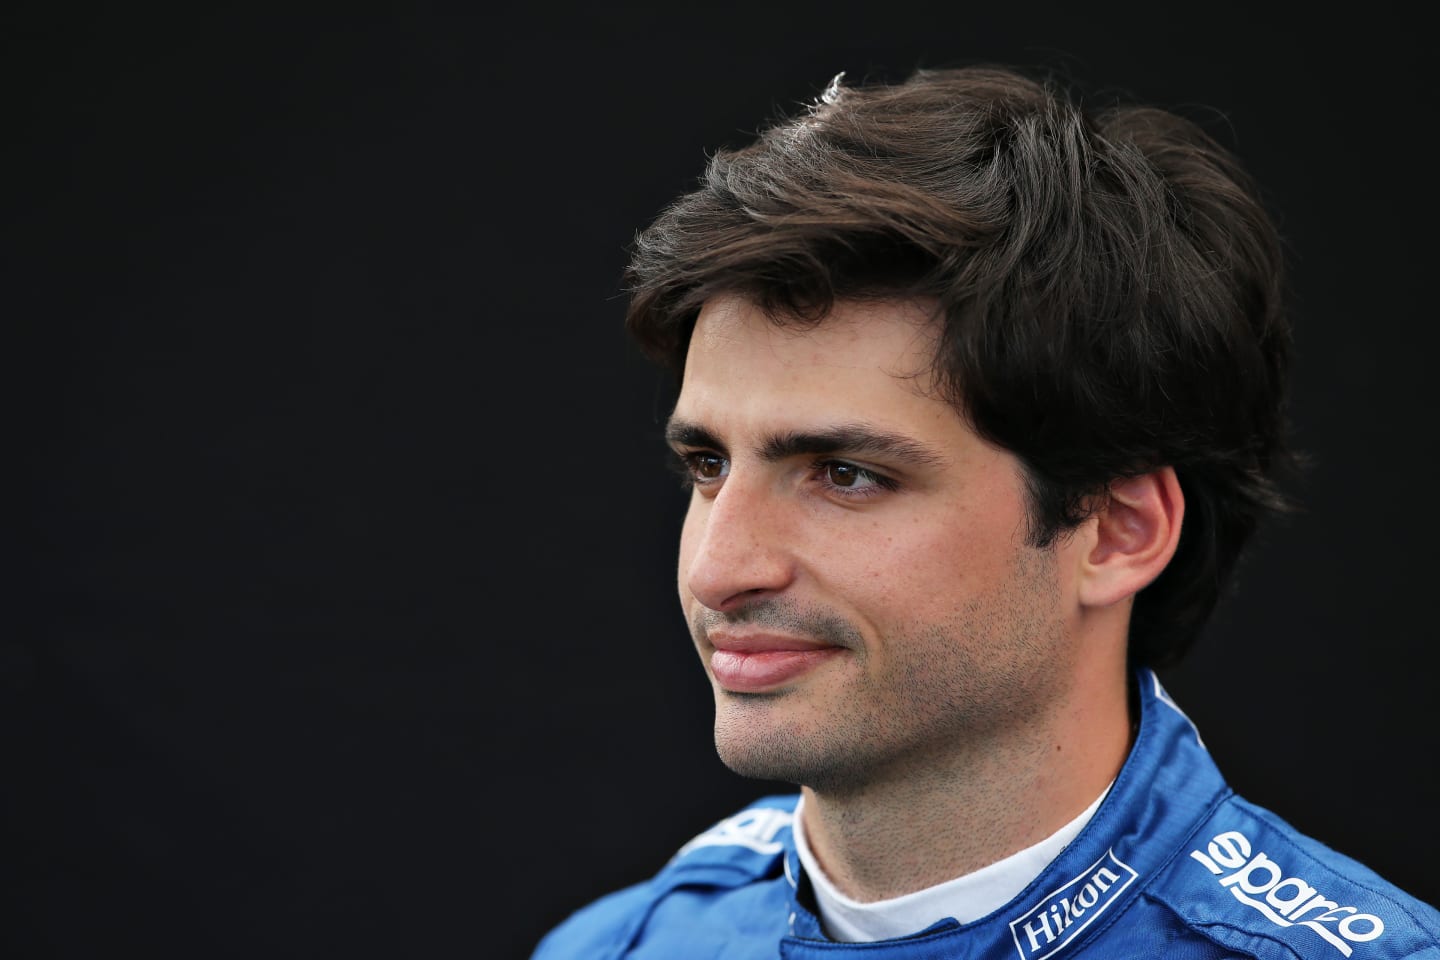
8,4,1437,957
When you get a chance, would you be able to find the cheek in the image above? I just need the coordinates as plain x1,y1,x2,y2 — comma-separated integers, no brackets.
832,501,1022,603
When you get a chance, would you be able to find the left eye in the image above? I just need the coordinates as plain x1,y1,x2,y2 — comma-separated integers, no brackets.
819,461,893,493
825,462,868,487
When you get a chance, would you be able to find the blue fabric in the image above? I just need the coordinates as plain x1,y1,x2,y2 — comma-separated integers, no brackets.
534,670,1440,959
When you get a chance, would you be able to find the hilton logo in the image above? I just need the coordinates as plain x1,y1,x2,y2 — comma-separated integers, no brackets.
1008,850,1138,960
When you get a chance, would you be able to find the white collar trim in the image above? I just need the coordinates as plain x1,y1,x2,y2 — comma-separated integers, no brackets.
793,785,1111,943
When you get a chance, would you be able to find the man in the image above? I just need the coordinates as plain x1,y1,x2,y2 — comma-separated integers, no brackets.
534,66,1440,958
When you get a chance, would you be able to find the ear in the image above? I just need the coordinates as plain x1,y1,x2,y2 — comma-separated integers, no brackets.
1077,467,1184,610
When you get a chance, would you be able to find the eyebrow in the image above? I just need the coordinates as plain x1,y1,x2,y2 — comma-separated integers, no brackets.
664,418,948,468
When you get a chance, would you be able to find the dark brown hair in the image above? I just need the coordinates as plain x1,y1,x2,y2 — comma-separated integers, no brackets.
625,66,1293,667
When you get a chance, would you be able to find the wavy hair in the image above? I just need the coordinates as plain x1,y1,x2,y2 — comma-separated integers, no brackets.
625,66,1294,667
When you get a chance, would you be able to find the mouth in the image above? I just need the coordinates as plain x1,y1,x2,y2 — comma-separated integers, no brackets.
707,634,844,693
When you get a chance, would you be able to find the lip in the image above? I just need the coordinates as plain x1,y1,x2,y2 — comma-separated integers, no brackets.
706,632,843,692
707,631,836,653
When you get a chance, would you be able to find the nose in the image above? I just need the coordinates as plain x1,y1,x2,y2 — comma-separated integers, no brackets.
682,472,797,613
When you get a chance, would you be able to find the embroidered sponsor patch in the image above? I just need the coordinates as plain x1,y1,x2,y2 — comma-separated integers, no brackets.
1008,849,1138,960
676,807,793,858
1190,830,1385,956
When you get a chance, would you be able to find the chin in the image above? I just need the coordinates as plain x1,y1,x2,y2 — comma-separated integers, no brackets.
712,702,859,788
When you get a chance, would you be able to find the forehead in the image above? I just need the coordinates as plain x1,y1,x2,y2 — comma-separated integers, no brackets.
685,294,942,385
675,294,961,436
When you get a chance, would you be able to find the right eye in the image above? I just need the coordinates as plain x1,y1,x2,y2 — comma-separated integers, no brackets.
671,451,730,487
687,452,729,483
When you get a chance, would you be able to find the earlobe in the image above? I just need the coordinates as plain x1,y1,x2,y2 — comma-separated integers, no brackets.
1077,467,1184,609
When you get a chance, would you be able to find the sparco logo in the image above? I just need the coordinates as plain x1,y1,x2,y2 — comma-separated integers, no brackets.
1190,830,1385,956
1008,850,1137,960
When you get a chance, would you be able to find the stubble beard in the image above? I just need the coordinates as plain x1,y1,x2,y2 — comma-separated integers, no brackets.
701,547,1067,795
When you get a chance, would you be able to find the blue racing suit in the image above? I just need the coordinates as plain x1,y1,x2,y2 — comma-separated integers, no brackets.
534,670,1439,958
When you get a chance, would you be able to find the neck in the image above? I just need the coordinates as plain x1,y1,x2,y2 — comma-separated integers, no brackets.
798,646,1133,902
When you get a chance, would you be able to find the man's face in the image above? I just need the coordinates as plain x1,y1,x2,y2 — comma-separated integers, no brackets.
668,295,1088,793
